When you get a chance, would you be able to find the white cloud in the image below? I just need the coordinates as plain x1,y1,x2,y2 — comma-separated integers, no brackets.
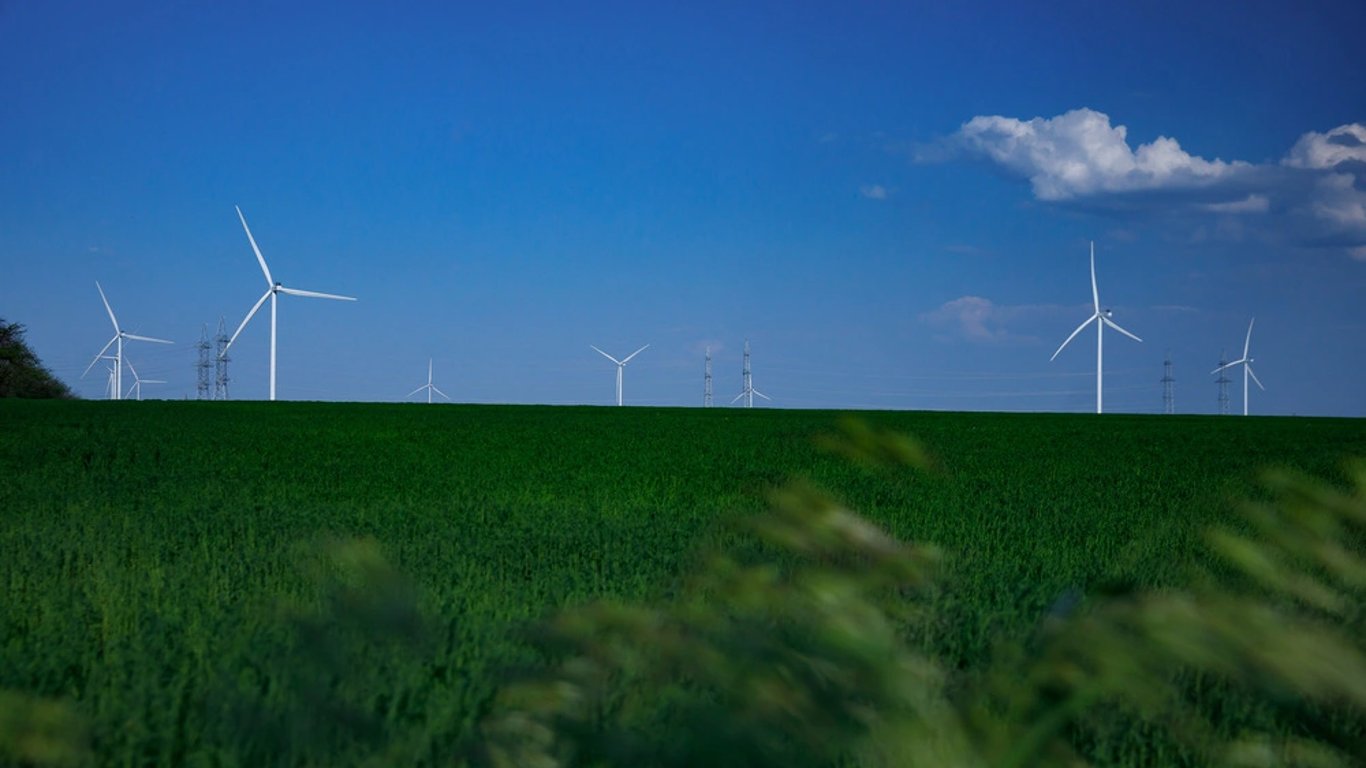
1283,124,1366,170
1203,194,1270,214
934,109,1366,258
952,108,1246,201
1349,246,1366,262
920,296,1049,344
860,184,889,200
1310,173,1366,228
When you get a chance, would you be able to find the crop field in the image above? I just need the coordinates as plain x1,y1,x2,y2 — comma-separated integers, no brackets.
2,400,1363,765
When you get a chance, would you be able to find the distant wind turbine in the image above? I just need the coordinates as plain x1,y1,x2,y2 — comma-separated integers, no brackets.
591,344,648,406
731,339,770,408
221,206,357,401
123,358,165,401
1049,242,1142,414
407,359,450,404
1211,318,1264,416
81,282,173,400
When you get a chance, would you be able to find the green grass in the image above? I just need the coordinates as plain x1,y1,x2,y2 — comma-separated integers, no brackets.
1,400,1363,765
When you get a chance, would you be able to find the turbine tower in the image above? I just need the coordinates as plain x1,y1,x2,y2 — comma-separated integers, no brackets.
704,346,713,407
407,359,450,404
221,206,357,401
81,282,173,400
591,344,648,406
1049,242,1142,414
1211,318,1264,416
731,339,770,408
1160,351,1175,415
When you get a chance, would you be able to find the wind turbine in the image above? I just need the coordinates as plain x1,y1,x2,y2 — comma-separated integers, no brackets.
221,206,357,401
1211,318,1264,416
407,358,450,404
1049,242,1142,414
82,282,173,400
731,339,770,408
591,344,648,406
123,358,165,401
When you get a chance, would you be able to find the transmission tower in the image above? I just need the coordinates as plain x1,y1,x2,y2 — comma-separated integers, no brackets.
741,340,752,408
196,324,212,399
1160,351,1175,415
1215,349,1231,415
213,316,231,400
704,346,713,407
732,339,769,407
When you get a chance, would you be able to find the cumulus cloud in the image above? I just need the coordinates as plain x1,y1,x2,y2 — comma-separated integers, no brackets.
932,108,1366,257
860,184,889,200
950,108,1246,201
1203,194,1270,214
1310,173,1366,228
920,296,1050,344
1283,124,1366,170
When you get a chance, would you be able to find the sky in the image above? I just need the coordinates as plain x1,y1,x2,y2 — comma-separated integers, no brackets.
2,0,1364,415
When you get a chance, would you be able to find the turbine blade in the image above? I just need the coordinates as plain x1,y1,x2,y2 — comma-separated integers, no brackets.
95,281,120,331
1101,315,1142,343
1089,241,1100,313
122,333,174,344
591,345,621,364
1210,358,1246,375
753,389,772,401
1050,315,1097,361
222,289,272,356
432,386,450,400
407,385,426,397
1247,364,1265,391
236,206,274,286
731,391,745,404
620,344,650,365
82,336,118,378
125,358,139,380
1244,317,1255,359
277,286,357,301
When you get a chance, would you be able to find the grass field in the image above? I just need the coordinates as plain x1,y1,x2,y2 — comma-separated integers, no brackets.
2,400,1363,765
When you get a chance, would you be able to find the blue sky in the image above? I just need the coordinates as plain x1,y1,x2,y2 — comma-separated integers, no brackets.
2,0,1363,415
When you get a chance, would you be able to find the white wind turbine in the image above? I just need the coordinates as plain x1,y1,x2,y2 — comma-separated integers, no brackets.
221,206,357,401
731,339,770,408
1211,318,1264,416
81,282,173,400
408,358,450,404
1050,242,1142,414
591,344,648,406
103,360,117,400
123,358,165,401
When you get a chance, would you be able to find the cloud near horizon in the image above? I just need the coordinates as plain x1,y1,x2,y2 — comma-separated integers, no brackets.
928,108,1366,256
920,296,1052,344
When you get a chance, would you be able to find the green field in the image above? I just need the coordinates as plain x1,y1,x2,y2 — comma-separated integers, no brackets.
2,400,1363,765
